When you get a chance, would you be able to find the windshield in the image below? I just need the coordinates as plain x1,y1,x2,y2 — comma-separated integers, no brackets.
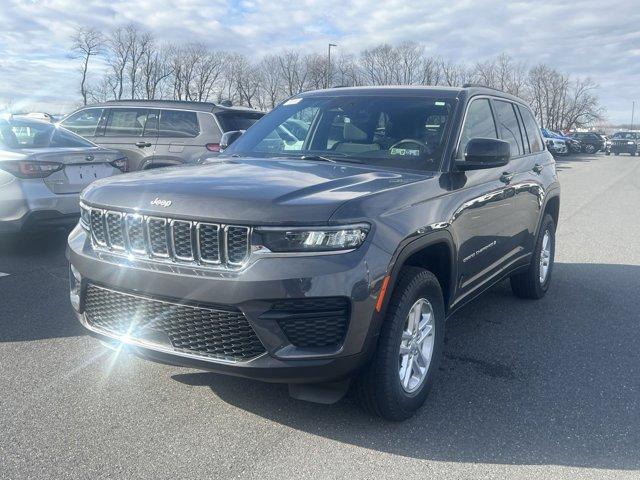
224,95,455,171
0,118,94,149
612,132,637,139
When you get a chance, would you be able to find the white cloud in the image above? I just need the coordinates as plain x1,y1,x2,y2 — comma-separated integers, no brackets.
1,0,638,122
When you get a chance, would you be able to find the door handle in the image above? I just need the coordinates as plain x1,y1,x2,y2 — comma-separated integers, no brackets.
499,171,515,183
135,141,152,148
532,163,544,174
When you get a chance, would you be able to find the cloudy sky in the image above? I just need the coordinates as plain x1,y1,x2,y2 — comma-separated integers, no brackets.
1,0,639,123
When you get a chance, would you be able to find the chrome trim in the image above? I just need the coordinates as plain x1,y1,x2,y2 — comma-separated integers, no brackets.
146,216,170,258
89,209,107,247
79,284,267,366
225,225,251,266
195,222,222,265
170,219,195,261
125,213,148,255
105,211,125,251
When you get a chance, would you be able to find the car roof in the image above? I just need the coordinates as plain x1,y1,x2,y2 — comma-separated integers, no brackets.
86,99,263,114
296,85,528,105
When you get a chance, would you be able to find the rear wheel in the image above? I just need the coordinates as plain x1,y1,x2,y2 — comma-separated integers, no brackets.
584,144,596,154
355,267,445,421
511,214,556,299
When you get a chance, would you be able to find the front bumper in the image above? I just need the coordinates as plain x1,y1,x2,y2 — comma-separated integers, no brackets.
67,226,387,383
611,144,637,154
0,175,80,233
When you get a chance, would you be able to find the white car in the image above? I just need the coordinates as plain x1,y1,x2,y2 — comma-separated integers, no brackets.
0,116,126,233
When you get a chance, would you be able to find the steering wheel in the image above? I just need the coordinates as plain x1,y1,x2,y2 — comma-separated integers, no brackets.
389,139,430,153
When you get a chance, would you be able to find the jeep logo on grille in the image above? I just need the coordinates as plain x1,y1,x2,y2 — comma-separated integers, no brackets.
150,198,172,208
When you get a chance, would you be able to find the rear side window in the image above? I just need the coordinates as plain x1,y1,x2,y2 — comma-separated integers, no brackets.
158,110,199,138
215,111,264,132
517,105,543,153
458,98,497,159
494,100,525,156
61,108,104,136
104,109,149,137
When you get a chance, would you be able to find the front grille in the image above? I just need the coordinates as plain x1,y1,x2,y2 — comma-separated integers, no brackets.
84,284,265,362
86,206,251,269
261,297,350,348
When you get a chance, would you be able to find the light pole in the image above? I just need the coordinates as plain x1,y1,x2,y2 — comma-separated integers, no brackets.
327,43,337,88
631,101,635,131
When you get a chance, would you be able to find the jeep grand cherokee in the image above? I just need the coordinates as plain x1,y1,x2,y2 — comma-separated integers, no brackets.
68,86,560,420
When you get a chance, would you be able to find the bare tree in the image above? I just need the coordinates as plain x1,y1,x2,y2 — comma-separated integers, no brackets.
256,55,283,109
107,27,131,100
70,27,105,105
277,50,309,96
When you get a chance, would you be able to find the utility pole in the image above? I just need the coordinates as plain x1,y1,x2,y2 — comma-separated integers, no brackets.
327,43,337,88
631,101,635,131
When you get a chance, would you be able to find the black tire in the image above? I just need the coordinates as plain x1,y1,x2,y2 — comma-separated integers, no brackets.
355,267,445,421
510,214,556,299
584,144,596,154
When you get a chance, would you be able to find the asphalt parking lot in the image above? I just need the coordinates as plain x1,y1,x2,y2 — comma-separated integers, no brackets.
1,153,639,479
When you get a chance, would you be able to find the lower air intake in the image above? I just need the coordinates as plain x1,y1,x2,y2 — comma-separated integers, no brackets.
84,284,265,362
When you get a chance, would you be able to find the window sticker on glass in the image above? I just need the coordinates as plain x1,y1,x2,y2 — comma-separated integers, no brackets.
435,101,446,106
390,148,421,156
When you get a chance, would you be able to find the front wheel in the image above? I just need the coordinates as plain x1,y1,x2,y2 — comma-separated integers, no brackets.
511,214,556,299
584,144,596,154
355,267,445,421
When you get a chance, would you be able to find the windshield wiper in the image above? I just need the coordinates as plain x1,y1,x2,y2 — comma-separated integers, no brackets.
300,154,337,163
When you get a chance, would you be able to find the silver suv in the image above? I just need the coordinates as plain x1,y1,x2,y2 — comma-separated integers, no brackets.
60,101,264,171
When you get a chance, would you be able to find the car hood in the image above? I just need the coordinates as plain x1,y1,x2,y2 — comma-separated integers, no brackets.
81,158,429,224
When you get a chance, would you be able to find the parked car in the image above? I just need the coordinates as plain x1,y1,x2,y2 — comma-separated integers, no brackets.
59,100,264,171
541,129,568,155
68,86,560,421
0,116,125,233
569,131,604,154
551,131,581,154
608,131,639,156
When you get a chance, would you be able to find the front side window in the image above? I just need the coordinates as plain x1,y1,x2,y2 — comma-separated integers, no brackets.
158,110,199,138
458,98,497,159
60,108,104,137
518,105,543,153
494,100,525,156
227,95,455,171
104,108,149,137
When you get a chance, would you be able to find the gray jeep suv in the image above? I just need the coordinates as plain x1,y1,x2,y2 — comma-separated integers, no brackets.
60,100,264,171
68,86,560,420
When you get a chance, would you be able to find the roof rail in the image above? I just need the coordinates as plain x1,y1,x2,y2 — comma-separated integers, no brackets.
462,83,506,93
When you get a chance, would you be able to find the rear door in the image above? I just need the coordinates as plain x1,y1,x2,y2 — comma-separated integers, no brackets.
508,103,550,255
98,107,158,171
152,109,202,167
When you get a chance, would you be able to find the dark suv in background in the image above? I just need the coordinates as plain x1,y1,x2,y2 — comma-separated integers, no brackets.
608,131,639,156
60,100,264,171
68,86,560,420
569,131,604,154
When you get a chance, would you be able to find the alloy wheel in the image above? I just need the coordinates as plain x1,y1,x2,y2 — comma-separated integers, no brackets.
398,298,435,393
539,230,552,284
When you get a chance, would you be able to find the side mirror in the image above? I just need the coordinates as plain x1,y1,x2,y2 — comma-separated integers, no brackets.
220,130,245,151
455,138,510,171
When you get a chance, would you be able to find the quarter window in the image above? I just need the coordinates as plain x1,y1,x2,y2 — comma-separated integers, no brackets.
60,108,104,137
517,105,543,153
458,98,497,159
104,109,149,137
158,110,199,138
494,100,525,156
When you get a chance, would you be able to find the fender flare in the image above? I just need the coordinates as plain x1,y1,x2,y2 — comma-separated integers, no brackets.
365,228,458,347
536,186,561,237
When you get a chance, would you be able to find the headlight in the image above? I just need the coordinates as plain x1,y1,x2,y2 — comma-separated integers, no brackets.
79,202,91,230
255,224,369,253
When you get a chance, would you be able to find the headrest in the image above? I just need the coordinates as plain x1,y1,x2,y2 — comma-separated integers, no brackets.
343,122,367,142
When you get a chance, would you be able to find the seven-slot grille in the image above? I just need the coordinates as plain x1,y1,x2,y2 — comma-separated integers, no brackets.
84,284,266,362
86,206,250,268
